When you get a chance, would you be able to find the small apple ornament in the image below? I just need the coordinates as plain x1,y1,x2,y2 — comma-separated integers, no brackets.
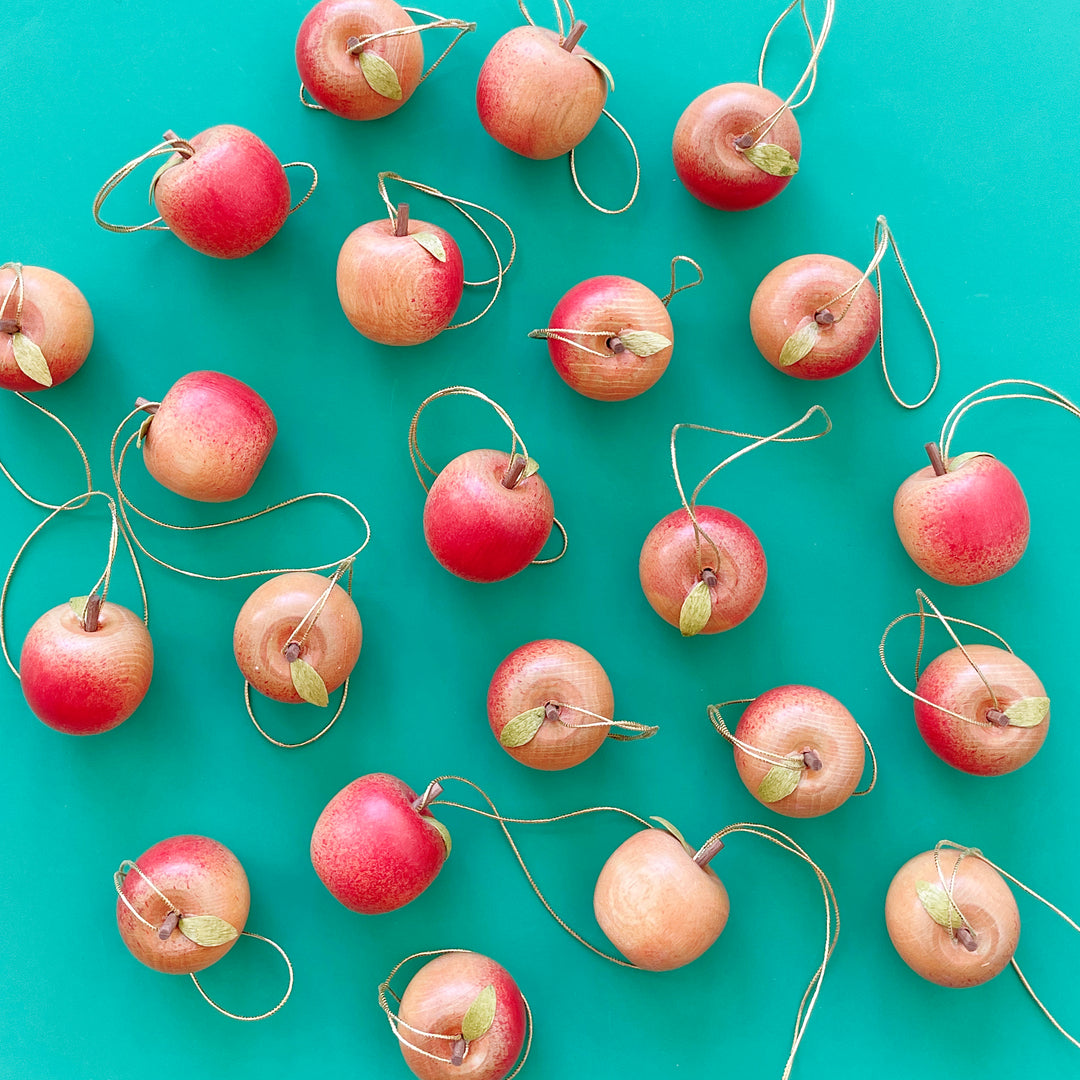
337,173,514,346
0,262,93,393
297,0,475,120
379,950,530,1079
488,638,655,770
885,839,1080,1048
410,386,563,583
709,685,873,817
124,370,277,503
880,591,1049,776
639,406,830,636
115,835,293,1019
311,773,451,913
475,10,637,212
94,127,317,259
672,0,834,211
528,256,703,401
892,380,1080,585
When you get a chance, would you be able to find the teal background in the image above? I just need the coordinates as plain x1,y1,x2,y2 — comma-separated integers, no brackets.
2,0,1079,1076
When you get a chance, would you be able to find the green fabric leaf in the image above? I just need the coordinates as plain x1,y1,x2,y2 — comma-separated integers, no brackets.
359,50,403,100
757,762,801,803
412,231,447,262
178,914,240,947
915,879,964,930
778,321,820,368
679,580,711,637
461,984,496,1042
742,142,799,177
1005,696,1049,728
291,658,329,707
619,329,672,357
499,706,546,747
11,332,52,386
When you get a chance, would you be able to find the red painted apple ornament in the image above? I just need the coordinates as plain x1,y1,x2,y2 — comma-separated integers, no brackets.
20,594,153,735
0,263,93,392
137,370,277,503
311,773,450,913
488,639,615,770
389,952,528,1080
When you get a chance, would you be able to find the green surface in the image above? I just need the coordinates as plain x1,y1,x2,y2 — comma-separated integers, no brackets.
3,1,1080,1076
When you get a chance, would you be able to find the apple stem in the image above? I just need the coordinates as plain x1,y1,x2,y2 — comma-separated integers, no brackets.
0,318,19,334
283,641,302,663
561,20,587,51
955,926,978,952
693,836,724,869
733,132,756,150
606,335,626,354
925,441,947,476
803,749,823,771
814,308,835,326
161,130,193,159
501,455,527,489
394,203,410,237
985,707,1010,728
82,592,102,633
412,780,444,813
700,567,719,590
450,1037,466,1066
134,397,160,415
544,702,561,723
157,910,180,941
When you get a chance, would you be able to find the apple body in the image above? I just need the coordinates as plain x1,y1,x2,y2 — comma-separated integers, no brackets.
20,601,153,735
913,644,1048,776
750,255,881,380
116,835,250,975
153,125,292,259
476,26,607,159
733,685,865,817
893,453,1029,585
672,83,801,211
141,370,277,503
0,265,93,392
423,449,554,583
296,0,424,120
337,218,465,346
487,639,614,770
234,572,362,703
885,848,1019,988
544,276,674,401
396,952,527,1080
311,773,448,913
639,506,767,633
594,828,729,971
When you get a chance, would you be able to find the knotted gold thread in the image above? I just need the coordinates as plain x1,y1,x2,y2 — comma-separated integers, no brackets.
659,255,705,306
113,860,294,1022
110,404,372,582
378,948,534,1075
930,840,1080,1050
407,386,568,566
0,490,148,679
299,8,476,108
377,172,516,330
938,380,1080,464
545,701,658,741
243,558,358,749
707,701,878,796
879,589,1018,730
670,406,832,576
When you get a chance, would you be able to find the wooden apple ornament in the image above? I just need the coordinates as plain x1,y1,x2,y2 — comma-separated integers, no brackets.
380,950,530,1080
410,387,562,583
311,773,451,913
94,128,317,259
528,256,703,401
337,173,513,346
672,0,834,211
709,686,873,817
488,639,655,770
115,835,293,1019
892,381,1080,585
297,1,474,120
881,591,1049,776
639,407,831,636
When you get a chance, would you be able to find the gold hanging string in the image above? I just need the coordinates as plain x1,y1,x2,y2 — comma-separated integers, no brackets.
740,0,834,148
299,84,324,109
378,948,534,1077
281,162,319,214
879,589,1017,730
114,860,293,1022
547,701,658,741
692,823,839,1080
932,840,1080,1049
758,0,818,109
0,490,149,679
110,405,371,582
518,0,577,38
852,726,878,796
377,172,516,330
659,255,705,306
92,134,197,233
429,774,653,967
938,380,1080,464
569,110,641,215
243,559,356,749
670,405,831,572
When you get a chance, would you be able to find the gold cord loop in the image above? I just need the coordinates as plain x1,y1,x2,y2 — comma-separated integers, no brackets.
281,162,319,214
659,255,705,307
569,109,641,215
92,134,196,233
